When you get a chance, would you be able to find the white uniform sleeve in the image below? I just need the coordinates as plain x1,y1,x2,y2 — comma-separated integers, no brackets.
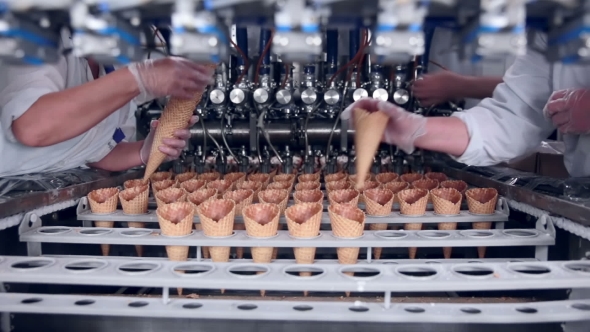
0,58,67,143
451,36,555,166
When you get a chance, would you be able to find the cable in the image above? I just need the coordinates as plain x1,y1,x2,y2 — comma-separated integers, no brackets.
429,59,449,71
325,80,350,156
281,63,290,89
254,29,275,85
220,111,241,164
329,29,369,86
229,38,249,84
256,106,283,164
356,30,370,87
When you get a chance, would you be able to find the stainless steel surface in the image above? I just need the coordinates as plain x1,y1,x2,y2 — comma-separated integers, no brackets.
209,88,226,104
324,89,340,105
253,88,269,104
229,88,246,104
394,89,410,104
301,88,317,105
372,88,389,101
275,89,292,105
353,88,369,101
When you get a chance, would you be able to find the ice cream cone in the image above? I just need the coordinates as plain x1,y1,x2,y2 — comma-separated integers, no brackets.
363,188,394,216
441,180,468,196
425,172,448,183
88,188,119,256
357,180,380,204
243,203,281,296
326,180,351,194
124,179,149,189
295,182,321,191
180,179,207,194
466,188,498,258
206,180,233,198
400,173,423,184
152,179,177,195
328,189,360,207
119,185,149,257
293,190,324,204
286,203,323,278
348,173,372,187
248,173,271,189
369,223,388,259
431,188,462,259
187,188,218,214
150,172,174,183
324,172,347,183
398,188,429,259
353,108,389,191
383,182,410,203
156,201,195,296
411,179,439,191
175,172,197,184
236,181,263,203
197,199,235,263
267,181,292,193
223,189,254,217
298,173,320,183
258,189,289,215
224,172,247,189
155,187,187,209
273,174,295,185
375,172,399,185
198,172,221,183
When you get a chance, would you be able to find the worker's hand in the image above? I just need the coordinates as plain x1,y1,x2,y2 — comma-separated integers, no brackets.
140,115,199,164
412,71,465,107
543,88,590,134
341,98,427,154
128,57,214,100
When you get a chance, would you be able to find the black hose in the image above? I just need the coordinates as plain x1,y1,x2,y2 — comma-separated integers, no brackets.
325,80,350,156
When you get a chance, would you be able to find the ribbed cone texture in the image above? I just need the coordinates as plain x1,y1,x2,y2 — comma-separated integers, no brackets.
348,173,372,187
181,179,207,194
223,189,254,217
124,179,149,189
193,223,210,259
143,65,215,181
155,187,187,209
150,172,174,182
298,173,320,183
127,221,146,257
187,188,218,214
329,204,365,285
224,172,246,189
243,203,281,264
473,221,493,258
286,203,323,276
383,182,410,203
233,223,246,258
398,189,429,216
156,202,194,296
404,222,422,259
258,189,289,215
375,172,399,185
400,173,423,184
431,188,462,259
236,181,263,203
295,182,321,191
248,173,271,189
175,172,197,184
326,180,351,194
466,188,498,215
198,172,221,182
120,185,149,214
363,188,394,216
412,179,439,203
207,180,233,198
273,174,295,185
324,172,347,183
441,180,468,196
369,223,388,259
438,222,456,259
293,190,324,204
267,181,292,193
197,199,235,262
152,179,177,195
328,189,360,207
88,188,118,257
353,108,389,190
357,181,379,204
425,172,448,182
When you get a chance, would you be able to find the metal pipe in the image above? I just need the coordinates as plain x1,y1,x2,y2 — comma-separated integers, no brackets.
220,111,240,164
325,80,350,155
326,29,338,76
257,108,283,163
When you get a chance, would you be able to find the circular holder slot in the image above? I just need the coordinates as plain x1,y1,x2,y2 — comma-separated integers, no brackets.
571,303,590,311
284,265,325,278
79,228,113,236
172,263,214,277
128,301,149,308
460,230,494,238
75,299,95,306
237,304,257,310
64,260,108,273
161,230,195,238
11,258,55,271
339,266,381,279
228,264,269,278
349,306,369,313
508,263,551,276
404,307,425,313
117,262,161,275
396,266,438,279
204,231,236,239
375,231,408,240
461,307,481,314
21,298,42,304
502,229,539,238
37,227,71,235
564,262,590,274
121,229,153,237
183,302,203,309
293,305,313,311
515,307,537,314
452,265,495,279
417,231,451,239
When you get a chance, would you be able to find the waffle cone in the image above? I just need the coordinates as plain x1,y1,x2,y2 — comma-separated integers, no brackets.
473,221,493,258
441,180,468,196
258,189,289,215
326,180,351,194
438,222,457,259
155,187,187,209
180,179,207,194
286,203,323,238
383,182,410,203
363,188,394,216
236,181,263,203
348,173,372,187
357,181,380,204
404,222,423,259
328,189,360,207
400,173,423,184
88,188,119,213
124,179,149,189
94,220,114,256
243,203,281,263
295,182,321,191
325,172,347,183
329,204,365,238
425,172,448,182
206,180,233,198
127,221,146,256
293,190,324,204
398,189,429,216
431,188,462,215
197,199,235,262
466,188,498,215
194,221,210,258
198,172,221,182
369,223,388,259
353,108,389,189
142,65,215,181
119,185,149,215
175,172,197,184
187,188,218,214
152,179,177,195
375,172,399,185
223,189,254,217
248,173,271,189
298,173,320,183
273,174,295,185
412,179,439,194
224,172,246,188
150,172,174,182
267,181,292,193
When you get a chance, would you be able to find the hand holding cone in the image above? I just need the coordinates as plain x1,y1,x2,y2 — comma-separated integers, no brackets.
328,189,360,207
431,188,462,259
119,185,149,257
353,108,389,190
155,187,187,209
466,188,499,259
293,190,324,204
88,188,119,256
398,188,429,259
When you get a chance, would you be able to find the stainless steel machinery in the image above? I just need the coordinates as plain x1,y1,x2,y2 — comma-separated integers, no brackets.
0,1,590,331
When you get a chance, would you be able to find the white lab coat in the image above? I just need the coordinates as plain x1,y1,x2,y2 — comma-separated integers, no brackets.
452,31,590,177
0,28,149,177
428,27,515,109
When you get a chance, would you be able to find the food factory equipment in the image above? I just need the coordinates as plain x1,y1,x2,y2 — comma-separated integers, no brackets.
1,1,590,331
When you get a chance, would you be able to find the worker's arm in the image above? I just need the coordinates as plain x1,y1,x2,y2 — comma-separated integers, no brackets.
87,141,144,171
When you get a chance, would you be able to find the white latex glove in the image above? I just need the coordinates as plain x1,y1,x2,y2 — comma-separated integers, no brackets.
543,88,590,134
140,115,198,164
341,98,427,154
128,57,214,100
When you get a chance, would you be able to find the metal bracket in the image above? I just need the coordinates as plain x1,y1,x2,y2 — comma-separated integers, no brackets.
18,212,43,257
534,215,555,261
76,197,93,228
